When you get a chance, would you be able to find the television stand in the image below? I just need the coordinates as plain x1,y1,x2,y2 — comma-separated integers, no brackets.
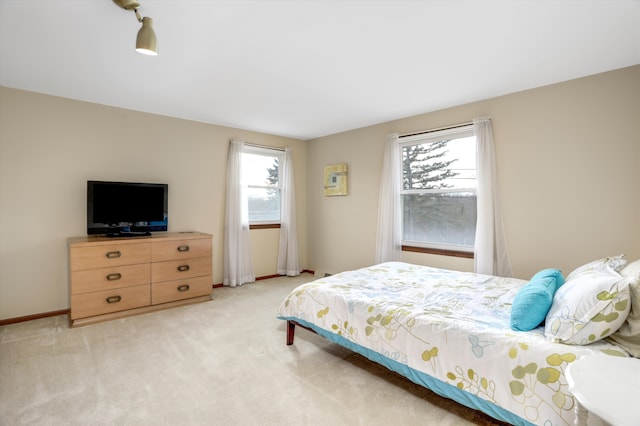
106,231,151,238
68,231,213,327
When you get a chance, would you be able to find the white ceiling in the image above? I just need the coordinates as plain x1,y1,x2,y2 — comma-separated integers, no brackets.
1,1,639,140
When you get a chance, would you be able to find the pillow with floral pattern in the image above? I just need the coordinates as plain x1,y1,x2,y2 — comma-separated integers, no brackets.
566,254,627,281
545,265,630,345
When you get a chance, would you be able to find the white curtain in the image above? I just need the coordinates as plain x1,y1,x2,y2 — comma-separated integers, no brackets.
473,117,513,277
223,139,255,287
277,147,300,276
375,133,403,263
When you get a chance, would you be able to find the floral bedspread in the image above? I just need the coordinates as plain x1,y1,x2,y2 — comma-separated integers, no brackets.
277,262,627,426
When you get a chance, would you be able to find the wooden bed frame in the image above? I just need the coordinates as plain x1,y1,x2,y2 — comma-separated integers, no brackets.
285,319,316,345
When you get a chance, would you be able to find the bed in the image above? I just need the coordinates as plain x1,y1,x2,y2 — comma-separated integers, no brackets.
277,261,637,426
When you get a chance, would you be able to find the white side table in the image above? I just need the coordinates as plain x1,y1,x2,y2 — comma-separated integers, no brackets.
566,354,640,426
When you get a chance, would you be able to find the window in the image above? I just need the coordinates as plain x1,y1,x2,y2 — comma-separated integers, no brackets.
399,125,477,252
242,146,284,224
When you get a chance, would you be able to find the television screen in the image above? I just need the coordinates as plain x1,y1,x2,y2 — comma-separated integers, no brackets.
87,180,168,236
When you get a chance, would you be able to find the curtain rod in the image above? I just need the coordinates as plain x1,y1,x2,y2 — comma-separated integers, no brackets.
398,121,474,139
243,142,285,152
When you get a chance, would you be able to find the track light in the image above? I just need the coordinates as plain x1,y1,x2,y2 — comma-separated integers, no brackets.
113,0,158,56
136,17,157,55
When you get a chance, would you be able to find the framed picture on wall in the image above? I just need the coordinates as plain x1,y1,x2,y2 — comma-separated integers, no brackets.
324,163,348,196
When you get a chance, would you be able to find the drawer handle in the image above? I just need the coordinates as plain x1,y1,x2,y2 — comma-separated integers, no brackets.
106,251,122,259
177,245,190,252
106,295,122,304
106,273,122,281
177,284,190,292
177,265,190,272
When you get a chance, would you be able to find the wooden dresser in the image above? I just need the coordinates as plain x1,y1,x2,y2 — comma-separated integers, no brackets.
68,232,212,327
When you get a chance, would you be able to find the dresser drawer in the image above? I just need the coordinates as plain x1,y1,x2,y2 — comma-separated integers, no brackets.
152,257,212,283
70,242,150,271
152,275,212,305
70,263,150,295
70,284,150,320
151,237,212,262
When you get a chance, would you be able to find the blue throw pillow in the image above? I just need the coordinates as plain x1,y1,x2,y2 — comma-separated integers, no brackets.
510,269,564,331
530,268,565,291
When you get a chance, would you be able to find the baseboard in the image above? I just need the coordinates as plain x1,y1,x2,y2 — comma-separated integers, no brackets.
213,269,315,288
0,309,70,326
2,270,317,325
256,274,281,281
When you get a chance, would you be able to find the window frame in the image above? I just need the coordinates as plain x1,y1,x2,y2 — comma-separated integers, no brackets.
242,145,285,227
398,125,477,255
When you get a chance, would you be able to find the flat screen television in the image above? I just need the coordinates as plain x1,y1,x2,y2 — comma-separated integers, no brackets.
87,180,168,236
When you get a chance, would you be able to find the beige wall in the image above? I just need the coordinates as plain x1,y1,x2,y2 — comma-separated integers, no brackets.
2,65,638,320
0,88,307,320
307,65,640,279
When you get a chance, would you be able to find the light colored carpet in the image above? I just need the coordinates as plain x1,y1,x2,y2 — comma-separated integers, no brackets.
0,275,507,425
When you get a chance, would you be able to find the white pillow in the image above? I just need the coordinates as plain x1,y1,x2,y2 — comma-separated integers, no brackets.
608,259,640,356
566,254,627,281
620,259,640,284
545,265,630,345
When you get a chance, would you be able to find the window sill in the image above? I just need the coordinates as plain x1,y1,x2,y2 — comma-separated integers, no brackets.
402,245,474,259
250,223,281,230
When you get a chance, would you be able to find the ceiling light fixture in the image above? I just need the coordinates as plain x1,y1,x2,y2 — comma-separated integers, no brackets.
113,0,157,56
